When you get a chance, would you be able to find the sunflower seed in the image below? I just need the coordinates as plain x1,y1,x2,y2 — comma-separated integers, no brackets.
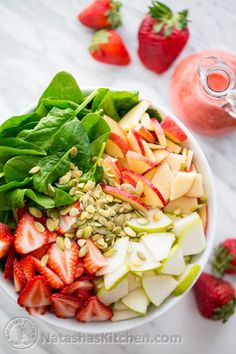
78,183,85,189
124,226,136,237
135,181,144,197
137,251,146,261
106,194,114,202
79,245,88,257
34,222,45,233
29,207,42,218
83,181,95,192
29,166,40,174
76,229,84,238
77,239,87,247
64,237,71,250
137,218,149,225
56,236,65,251
40,254,49,267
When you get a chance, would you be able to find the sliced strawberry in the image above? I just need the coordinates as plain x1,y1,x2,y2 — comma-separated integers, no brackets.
33,257,64,289
16,206,28,221
51,293,83,318
47,242,79,284
14,213,48,254
4,246,16,280
26,306,47,316
57,215,77,234
20,256,35,281
76,296,113,322
29,243,51,259
13,260,26,292
74,288,92,300
75,259,85,278
61,280,94,295
48,231,57,243
0,223,13,260
78,273,96,281
83,239,107,274
18,275,52,308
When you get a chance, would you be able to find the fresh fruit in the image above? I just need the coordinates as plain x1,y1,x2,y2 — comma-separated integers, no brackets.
105,132,130,158
142,273,178,306
98,278,128,305
121,287,149,315
164,152,186,171
119,100,150,131
103,114,127,141
29,243,51,260
18,275,52,308
142,232,175,262
173,212,206,256
212,239,236,276
75,259,85,278
185,149,194,172
113,301,128,311
102,156,123,183
198,205,208,233
14,213,48,254
144,167,158,181
166,138,182,153
193,272,236,322
83,239,107,274
126,209,172,233
186,174,204,198
153,149,169,164
4,246,15,280
173,263,201,295
111,309,141,321
78,0,122,30
127,273,141,291
13,260,26,292
161,117,187,143
135,123,156,143
57,215,77,234
151,162,173,200
170,172,196,200
26,306,47,316
61,280,94,294
164,197,198,215
20,256,35,281
127,130,145,155
51,293,83,318
33,257,65,289
138,1,189,74
141,139,157,162
104,264,128,290
141,113,154,131
151,118,167,146
89,30,130,66
159,245,185,276
127,241,160,272
76,296,113,322
47,242,79,284
0,223,13,259
102,185,149,213
126,151,155,174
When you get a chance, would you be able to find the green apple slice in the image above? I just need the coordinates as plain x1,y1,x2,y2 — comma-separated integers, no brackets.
142,274,178,306
98,278,128,306
121,287,149,315
128,273,141,291
119,100,150,131
96,237,129,276
127,241,161,272
126,209,173,233
173,263,201,296
141,232,175,262
104,264,129,290
111,310,142,321
113,301,129,311
164,197,198,215
159,245,185,276
173,212,206,256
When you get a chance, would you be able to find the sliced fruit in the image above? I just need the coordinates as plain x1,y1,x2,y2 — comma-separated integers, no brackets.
164,197,198,215
198,205,208,233
144,167,158,181
75,259,85,278
18,275,52,308
111,309,141,321
127,241,160,272
26,306,47,316
20,256,35,281
103,114,127,141
151,162,173,201
135,123,156,143
186,149,194,172
142,233,175,262
173,263,201,295
186,174,204,198
141,139,157,162
151,118,167,146
51,293,83,318
126,209,172,233
121,287,149,315
58,215,77,234
104,264,128,290
61,280,94,294
166,138,182,153
102,156,123,183
76,296,113,322
113,301,128,311
47,242,79,284
105,134,130,158
121,170,137,187
153,149,169,164
142,274,178,306
29,243,51,260
141,112,154,131
161,116,187,144
14,213,48,254
83,239,107,274
4,246,16,280
159,245,185,276
170,172,196,200
13,259,26,292
173,212,206,256
33,257,64,289
102,185,148,214
126,150,155,174
128,273,141,291
164,153,186,172
127,129,145,155
98,278,128,306
0,223,13,260
119,100,150,131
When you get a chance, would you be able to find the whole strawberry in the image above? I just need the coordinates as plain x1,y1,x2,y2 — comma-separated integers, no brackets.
78,0,122,30
138,1,189,74
193,272,236,323
89,29,130,66
212,238,236,276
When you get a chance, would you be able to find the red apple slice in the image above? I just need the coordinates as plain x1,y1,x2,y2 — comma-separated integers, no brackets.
166,138,182,154
102,185,149,213
151,162,173,201
141,113,155,131
127,130,145,155
151,118,167,147
117,158,129,169
126,151,155,174
147,143,166,150
105,133,130,158
119,100,150,131
102,156,122,184
144,167,158,181
135,124,156,143
122,169,166,208
122,170,137,187
141,139,157,162
161,116,187,144
103,114,127,142
153,149,169,164
170,171,196,200
164,153,186,171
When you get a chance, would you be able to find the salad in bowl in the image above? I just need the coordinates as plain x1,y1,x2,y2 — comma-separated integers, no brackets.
0,72,216,331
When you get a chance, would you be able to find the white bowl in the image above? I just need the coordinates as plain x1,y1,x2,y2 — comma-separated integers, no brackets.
0,88,217,333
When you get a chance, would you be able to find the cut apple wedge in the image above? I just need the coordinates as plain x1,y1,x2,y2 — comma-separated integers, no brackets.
144,167,158,181
164,197,198,215
135,123,156,143
153,149,169,164
161,116,187,144
147,143,166,150
164,153,186,172
151,162,173,201
102,185,149,213
141,139,157,162
104,264,128,290
198,204,208,233
166,138,182,154
103,114,127,141
186,150,194,172
159,245,185,276
127,241,161,272
173,263,201,296
151,118,167,147
141,112,154,131
111,309,141,321
128,273,141,291
113,301,129,311
126,209,173,233
186,174,204,198
170,171,196,200
117,158,129,170
126,151,155,174
141,232,175,262
173,212,206,256
105,132,130,158
121,287,149,315
127,130,145,155
98,278,128,305
142,274,178,306
121,171,137,187
119,100,150,131
122,169,166,208
102,156,122,183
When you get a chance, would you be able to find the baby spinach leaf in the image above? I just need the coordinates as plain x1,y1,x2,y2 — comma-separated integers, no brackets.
38,71,84,106
81,113,101,141
91,88,110,112
0,177,32,192
80,142,105,184
90,133,110,157
4,156,41,182
111,91,139,118
41,98,79,111
0,112,40,138
147,107,162,122
98,91,120,121
52,189,76,207
72,90,99,118
0,138,46,159
0,210,15,228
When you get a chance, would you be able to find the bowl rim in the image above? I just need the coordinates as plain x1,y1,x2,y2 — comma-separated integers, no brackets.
0,87,217,333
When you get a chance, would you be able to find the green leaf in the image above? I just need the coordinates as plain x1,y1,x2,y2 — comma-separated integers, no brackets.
0,210,15,228
41,98,79,111
111,91,139,118
0,138,46,159
146,108,162,122
81,113,101,141
80,142,105,184
91,88,110,112
0,112,40,138
4,156,41,182
0,177,32,192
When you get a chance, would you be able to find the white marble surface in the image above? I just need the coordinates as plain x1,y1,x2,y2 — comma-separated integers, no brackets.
0,0,236,353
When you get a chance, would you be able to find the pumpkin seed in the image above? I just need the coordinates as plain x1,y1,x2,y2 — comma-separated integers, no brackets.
83,226,93,239
79,245,88,257
56,236,65,251
78,183,85,189
83,181,95,192
34,222,45,233
98,216,107,226
64,232,75,238
113,226,122,234
98,209,110,218
135,181,144,197
46,218,56,232
173,208,181,216
40,254,49,267
59,171,71,185
124,226,136,237
76,229,84,238
92,234,103,242
121,183,136,193
106,194,114,202
137,251,146,261
29,207,42,219
117,214,126,226
29,166,40,174
60,205,71,216
96,239,108,250
86,205,96,214
77,239,87,247
64,237,71,250
106,221,114,231
137,218,149,225
51,209,60,220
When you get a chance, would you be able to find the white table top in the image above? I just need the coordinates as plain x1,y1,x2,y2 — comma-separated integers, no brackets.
0,0,235,353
